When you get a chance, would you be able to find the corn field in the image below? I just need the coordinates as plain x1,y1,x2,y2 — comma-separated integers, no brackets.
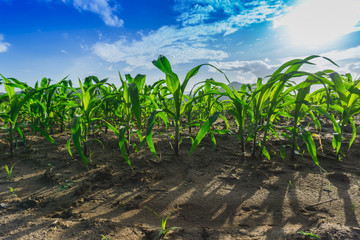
1,55,359,170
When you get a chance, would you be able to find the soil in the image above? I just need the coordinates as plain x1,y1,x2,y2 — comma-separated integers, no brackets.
1,122,360,240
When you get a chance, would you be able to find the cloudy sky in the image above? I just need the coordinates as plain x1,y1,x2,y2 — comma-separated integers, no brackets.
0,0,359,90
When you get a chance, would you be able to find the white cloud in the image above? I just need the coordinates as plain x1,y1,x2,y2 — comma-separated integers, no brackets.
273,0,360,48
92,1,284,69
320,45,360,62
277,46,360,76
62,33,69,39
235,74,259,84
61,0,123,27
176,3,216,26
60,49,69,54
280,45,360,64
0,34,10,53
345,62,360,74
93,25,229,70
209,59,278,77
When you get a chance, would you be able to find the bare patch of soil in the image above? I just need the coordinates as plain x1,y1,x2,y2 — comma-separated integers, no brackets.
1,126,360,239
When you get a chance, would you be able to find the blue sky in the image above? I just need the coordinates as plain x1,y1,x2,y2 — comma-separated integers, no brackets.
0,0,359,91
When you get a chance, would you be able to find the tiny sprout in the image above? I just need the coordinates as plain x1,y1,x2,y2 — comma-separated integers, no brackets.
297,231,321,239
3,163,16,182
145,206,181,239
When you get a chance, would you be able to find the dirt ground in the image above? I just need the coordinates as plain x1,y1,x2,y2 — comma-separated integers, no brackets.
1,122,360,240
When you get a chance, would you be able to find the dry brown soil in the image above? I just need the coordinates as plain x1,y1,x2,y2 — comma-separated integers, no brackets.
1,123,360,240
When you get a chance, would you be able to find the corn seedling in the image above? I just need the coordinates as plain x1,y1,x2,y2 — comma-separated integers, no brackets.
145,206,181,239
8,187,14,196
297,231,321,239
3,163,16,182
58,180,73,192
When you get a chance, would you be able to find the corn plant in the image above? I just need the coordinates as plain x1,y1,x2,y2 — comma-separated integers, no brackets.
145,206,181,240
8,187,14,196
193,78,250,154
67,76,107,169
251,56,336,160
297,231,321,239
51,78,77,133
106,74,170,167
325,72,360,158
153,55,228,155
104,73,144,168
0,74,55,157
3,163,16,182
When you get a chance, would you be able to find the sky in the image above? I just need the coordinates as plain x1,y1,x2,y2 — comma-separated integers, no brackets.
0,0,360,91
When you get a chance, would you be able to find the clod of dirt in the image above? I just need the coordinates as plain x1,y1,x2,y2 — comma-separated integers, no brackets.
310,222,360,240
51,210,76,220
17,198,37,209
90,167,113,183
74,182,93,196
42,167,60,183
201,227,210,239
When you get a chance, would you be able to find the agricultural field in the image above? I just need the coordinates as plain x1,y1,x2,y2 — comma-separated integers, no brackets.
1,55,360,239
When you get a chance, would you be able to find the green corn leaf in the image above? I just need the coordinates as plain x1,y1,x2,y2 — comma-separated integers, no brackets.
210,132,216,151
330,72,347,105
190,112,220,154
153,55,180,95
144,109,163,159
181,64,205,94
294,85,310,124
280,145,286,159
118,126,133,169
103,121,132,168
142,95,169,128
16,125,26,145
128,82,141,127
261,145,270,160
31,124,55,144
125,73,134,84
349,118,356,150
40,77,49,88
297,231,321,239
314,105,341,154
300,126,319,167
133,74,146,93
71,116,89,169
104,121,119,135
67,139,72,157
1,75,18,111
11,88,44,123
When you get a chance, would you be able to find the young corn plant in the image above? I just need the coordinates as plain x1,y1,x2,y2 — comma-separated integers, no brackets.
3,163,16,182
67,76,107,169
325,72,360,159
254,56,336,160
104,73,144,168
0,74,55,157
192,78,250,155
145,206,181,240
153,55,228,156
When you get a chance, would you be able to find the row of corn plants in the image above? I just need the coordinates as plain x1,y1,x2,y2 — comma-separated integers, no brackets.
0,55,359,170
